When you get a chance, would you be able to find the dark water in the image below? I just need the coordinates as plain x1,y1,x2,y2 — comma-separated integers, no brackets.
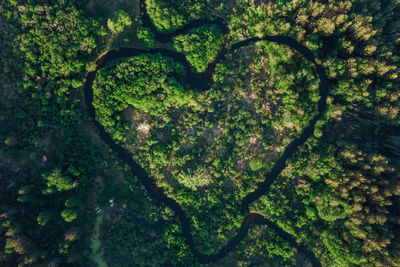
83,2,328,266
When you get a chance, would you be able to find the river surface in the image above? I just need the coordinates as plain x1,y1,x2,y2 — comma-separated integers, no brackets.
83,2,328,266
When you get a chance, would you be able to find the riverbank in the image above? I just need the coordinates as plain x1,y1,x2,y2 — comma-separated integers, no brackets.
83,1,329,265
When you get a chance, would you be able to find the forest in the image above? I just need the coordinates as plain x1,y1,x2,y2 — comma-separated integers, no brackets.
0,0,399,266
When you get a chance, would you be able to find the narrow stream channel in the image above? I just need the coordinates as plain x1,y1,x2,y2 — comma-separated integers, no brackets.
83,2,328,266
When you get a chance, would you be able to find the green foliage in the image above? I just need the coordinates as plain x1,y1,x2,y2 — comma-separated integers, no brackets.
234,1,400,264
178,166,213,190
321,230,363,265
61,208,78,222
93,40,319,255
65,198,80,208
92,53,195,140
145,0,219,32
315,191,353,222
0,1,107,265
42,169,74,194
174,25,224,72
249,158,265,171
1,0,400,265
137,26,156,50
107,10,132,34
37,212,52,226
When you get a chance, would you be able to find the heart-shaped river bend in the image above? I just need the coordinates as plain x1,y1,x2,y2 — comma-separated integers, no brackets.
83,2,328,265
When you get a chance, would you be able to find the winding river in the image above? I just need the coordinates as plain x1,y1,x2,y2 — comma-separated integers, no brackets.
83,1,328,266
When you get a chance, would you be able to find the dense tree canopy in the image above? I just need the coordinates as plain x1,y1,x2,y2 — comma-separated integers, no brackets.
145,0,222,32
1,0,399,266
92,41,320,256
107,10,132,34
173,25,225,72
